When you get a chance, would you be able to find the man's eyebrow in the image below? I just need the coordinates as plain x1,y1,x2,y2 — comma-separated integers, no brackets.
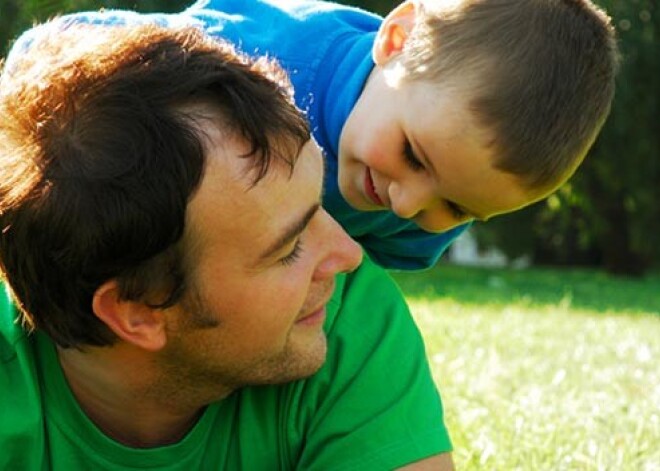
259,203,321,261
257,139,326,262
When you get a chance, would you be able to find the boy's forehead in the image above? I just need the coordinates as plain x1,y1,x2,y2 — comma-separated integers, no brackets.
405,80,493,156
403,81,548,216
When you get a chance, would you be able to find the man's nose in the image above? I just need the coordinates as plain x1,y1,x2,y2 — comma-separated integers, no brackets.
313,210,362,281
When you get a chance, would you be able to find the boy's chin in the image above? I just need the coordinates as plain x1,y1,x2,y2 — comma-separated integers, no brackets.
345,193,386,212
339,188,363,210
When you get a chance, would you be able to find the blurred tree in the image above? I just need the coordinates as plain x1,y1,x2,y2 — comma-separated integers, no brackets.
1,0,25,54
336,0,395,15
1,0,189,55
574,0,659,275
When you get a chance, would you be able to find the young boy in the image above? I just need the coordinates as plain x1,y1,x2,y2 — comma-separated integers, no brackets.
5,0,618,270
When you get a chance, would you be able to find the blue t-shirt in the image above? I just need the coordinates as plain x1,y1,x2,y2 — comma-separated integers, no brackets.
5,0,469,269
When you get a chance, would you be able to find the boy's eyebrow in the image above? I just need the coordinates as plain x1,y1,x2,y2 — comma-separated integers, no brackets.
259,203,320,261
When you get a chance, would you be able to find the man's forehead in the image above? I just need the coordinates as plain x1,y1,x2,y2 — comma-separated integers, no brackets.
186,134,322,266
188,104,305,188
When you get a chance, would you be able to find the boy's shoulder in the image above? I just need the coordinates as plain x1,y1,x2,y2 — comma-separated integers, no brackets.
194,0,381,23
189,0,382,41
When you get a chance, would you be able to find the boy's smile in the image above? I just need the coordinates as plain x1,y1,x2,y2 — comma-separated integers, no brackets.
364,167,384,206
338,63,551,233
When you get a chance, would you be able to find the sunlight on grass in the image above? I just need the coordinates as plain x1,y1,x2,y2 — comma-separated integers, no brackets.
392,266,659,470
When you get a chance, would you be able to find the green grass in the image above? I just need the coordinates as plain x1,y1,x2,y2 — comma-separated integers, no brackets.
391,264,660,471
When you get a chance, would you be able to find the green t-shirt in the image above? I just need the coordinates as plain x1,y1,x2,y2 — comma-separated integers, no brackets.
0,258,451,470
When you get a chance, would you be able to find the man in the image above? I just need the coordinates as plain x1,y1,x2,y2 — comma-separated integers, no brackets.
0,22,454,469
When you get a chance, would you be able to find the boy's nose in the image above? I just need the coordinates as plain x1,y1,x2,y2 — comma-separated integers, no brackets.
390,198,417,220
389,182,430,220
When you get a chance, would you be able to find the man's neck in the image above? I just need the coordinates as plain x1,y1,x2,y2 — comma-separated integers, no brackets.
57,344,209,448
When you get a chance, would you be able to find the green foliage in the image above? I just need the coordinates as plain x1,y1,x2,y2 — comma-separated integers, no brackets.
574,0,660,273
472,188,605,269
335,0,396,15
1,0,189,56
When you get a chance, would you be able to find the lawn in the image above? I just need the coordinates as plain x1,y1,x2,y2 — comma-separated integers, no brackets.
391,264,659,471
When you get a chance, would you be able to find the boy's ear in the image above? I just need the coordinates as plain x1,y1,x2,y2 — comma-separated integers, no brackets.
373,0,418,65
92,280,167,352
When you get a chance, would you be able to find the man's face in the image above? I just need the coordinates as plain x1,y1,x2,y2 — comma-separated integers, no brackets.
338,69,550,233
162,120,362,392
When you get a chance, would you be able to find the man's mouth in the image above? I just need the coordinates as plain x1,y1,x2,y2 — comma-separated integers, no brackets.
364,168,384,206
295,283,334,326
295,306,327,326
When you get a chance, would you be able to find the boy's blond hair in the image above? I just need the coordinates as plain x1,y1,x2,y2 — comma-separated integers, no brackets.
402,0,619,190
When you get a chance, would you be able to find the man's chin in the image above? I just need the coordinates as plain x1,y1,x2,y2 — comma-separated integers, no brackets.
285,334,328,382
255,334,328,387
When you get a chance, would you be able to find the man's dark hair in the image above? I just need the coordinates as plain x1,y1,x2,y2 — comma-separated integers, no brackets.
0,22,310,348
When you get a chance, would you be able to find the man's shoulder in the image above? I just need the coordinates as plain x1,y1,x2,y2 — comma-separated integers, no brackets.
279,256,451,468
0,284,24,362
325,254,421,362
336,255,407,314
0,284,45,469
0,283,37,386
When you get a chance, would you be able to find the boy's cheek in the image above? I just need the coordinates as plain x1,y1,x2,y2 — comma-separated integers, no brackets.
363,141,397,175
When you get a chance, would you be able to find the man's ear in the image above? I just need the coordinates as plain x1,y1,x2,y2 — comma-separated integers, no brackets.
372,0,418,65
92,280,167,352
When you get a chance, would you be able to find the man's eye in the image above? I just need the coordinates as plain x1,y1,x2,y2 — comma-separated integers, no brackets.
280,240,304,266
403,140,424,171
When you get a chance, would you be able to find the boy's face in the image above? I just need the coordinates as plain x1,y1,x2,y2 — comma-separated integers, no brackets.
338,71,550,233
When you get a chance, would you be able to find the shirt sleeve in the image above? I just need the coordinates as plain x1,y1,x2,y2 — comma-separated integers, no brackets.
290,257,452,470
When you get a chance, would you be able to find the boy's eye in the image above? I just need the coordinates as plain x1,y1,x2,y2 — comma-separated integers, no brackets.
446,200,468,220
279,240,304,266
403,140,424,172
